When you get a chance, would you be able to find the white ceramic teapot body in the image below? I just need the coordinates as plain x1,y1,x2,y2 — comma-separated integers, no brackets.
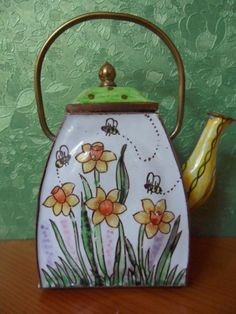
37,111,189,288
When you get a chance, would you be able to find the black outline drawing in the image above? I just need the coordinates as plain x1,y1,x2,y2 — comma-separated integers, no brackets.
101,118,120,136
55,145,71,168
144,172,162,195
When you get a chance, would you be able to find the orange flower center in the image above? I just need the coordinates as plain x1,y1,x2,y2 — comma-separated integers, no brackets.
90,144,104,161
150,211,163,225
51,186,66,203
99,199,113,216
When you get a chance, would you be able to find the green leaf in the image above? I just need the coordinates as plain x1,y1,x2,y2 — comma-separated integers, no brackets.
134,264,142,285
47,264,65,288
118,222,126,285
80,196,102,286
126,237,144,285
80,174,92,201
16,88,34,109
112,223,126,286
116,144,129,204
153,216,181,285
137,224,146,283
94,224,108,277
166,265,178,286
213,18,225,48
112,237,120,285
173,268,187,286
42,260,81,288
50,220,85,283
41,269,57,288
69,212,90,285
59,257,78,285
46,82,70,93
113,144,129,286
157,252,171,286
147,266,155,286
128,269,135,286
125,237,137,267
145,248,151,278
55,262,72,287
112,260,119,285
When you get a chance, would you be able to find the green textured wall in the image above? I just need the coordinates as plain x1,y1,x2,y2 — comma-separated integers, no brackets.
0,0,235,239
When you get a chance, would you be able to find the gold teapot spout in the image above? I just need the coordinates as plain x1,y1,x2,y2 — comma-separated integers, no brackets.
182,112,235,211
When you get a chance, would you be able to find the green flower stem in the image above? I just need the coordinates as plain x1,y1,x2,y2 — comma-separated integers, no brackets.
94,224,109,278
94,170,100,187
138,224,146,282
69,211,91,284
117,221,126,285
93,169,109,281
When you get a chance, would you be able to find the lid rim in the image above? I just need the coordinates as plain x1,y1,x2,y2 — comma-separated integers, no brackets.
66,102,158,114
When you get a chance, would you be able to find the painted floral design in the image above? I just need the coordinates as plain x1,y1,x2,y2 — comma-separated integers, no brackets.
86,187,126,228
43,183,80,216
41,141,186,288
133,199,175,239
75,142,116,174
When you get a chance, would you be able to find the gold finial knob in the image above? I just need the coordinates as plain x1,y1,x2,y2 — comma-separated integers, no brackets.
99,62,117,87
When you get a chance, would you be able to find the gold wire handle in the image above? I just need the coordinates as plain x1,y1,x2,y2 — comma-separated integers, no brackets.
34,12,185,141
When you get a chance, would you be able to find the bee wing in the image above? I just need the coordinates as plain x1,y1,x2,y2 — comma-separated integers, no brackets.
113,119,118,127
153,175,161,186
106,118,114,127
146,172,154,184
60,145,69,157
56,150,63,159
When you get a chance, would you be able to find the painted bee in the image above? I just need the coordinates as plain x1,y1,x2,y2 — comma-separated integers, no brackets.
55,145,71,168
101,118,120,136
144,172,162,194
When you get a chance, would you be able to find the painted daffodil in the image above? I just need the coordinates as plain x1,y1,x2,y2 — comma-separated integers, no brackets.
86,187,126,228
133,199,174,239
75,142,116,174
43,183,80,216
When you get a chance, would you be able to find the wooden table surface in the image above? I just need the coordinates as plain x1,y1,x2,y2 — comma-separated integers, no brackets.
0,238,235,314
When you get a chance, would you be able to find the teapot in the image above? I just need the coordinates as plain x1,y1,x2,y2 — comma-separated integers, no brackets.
35,12,234,288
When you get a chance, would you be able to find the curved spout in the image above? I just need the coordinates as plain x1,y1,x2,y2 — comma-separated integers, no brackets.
182,112,235,211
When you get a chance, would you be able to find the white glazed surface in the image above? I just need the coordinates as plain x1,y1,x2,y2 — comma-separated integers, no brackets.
37,113,189,287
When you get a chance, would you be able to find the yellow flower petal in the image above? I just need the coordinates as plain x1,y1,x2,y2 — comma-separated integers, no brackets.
53,202,62,216
92,210,105,225
96,160,108,173
82,143,91,152
86,197,100,210
96,187,106,202
142,199,155,213
82,160,96,173
62,183,75,196
159,222,171,234
107,189,119,202
43,195,56,207
106,214,119,228
76,152,91,163
113,203,126,214
66,194,79,207
100,151,117,162
62,202,71,216
145,223,158,239
155,199,166,214
162,211,175,223
133,211,150,224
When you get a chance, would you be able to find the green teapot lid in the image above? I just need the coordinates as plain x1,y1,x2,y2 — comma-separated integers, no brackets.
73,62,158,107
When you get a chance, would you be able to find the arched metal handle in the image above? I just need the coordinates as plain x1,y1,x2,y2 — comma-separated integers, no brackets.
34,12,185,141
